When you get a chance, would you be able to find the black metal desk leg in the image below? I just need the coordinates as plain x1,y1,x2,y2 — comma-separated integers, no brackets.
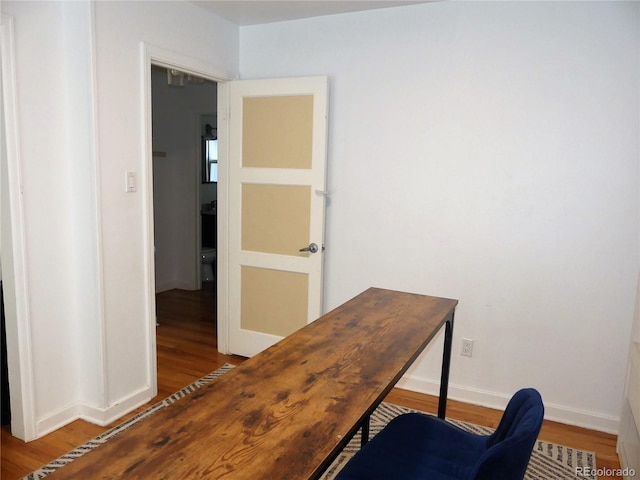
361,415,370,447
438,312,455,419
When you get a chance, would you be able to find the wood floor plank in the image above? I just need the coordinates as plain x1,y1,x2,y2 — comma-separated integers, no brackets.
1,286,621,480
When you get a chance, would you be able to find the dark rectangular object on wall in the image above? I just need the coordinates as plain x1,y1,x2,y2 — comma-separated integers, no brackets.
201,213,217,248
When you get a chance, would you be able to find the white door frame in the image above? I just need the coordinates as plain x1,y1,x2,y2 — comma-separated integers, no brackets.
141,44,234,373
215,83,231,354
1,13,37,441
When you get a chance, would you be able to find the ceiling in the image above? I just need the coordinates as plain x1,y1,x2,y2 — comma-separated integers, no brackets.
189,1,433,26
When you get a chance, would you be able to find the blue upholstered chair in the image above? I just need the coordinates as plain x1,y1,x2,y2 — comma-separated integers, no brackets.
335,388,544,480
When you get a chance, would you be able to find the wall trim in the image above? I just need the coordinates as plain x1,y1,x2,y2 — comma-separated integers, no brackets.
397,373,619,435
34,404,79,440
86,0,110,416
35,385,154,439
0,13,37,441
79,385,155,427
155,280,198,294
216,82,230,355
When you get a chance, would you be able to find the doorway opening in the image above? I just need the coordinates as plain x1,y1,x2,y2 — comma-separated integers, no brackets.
149,63,220,381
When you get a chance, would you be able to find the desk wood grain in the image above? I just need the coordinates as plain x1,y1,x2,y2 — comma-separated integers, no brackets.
47,287,457,480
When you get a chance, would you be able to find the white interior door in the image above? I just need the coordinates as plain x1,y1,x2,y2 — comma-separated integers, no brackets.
224,76,329,357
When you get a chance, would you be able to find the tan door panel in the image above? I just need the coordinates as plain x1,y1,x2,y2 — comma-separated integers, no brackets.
242,95,313,169
241,266,309,337
241,184,311,256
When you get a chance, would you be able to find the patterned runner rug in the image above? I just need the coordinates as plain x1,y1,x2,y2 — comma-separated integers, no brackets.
23,364,596,480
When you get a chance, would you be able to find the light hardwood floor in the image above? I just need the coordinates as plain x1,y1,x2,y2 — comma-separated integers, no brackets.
1,286,621,480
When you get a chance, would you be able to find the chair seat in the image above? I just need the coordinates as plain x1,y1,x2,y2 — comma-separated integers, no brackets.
335,388,544,480
336,413,489,480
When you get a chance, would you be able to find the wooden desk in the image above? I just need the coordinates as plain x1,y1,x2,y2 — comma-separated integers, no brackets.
47,288,457,480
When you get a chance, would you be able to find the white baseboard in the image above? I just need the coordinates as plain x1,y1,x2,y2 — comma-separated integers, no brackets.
79,385,155,426
34,386,154,439
396,373,619,435
35,403,82,439
155,280,199,293
155,281,174,293
618,440,640,480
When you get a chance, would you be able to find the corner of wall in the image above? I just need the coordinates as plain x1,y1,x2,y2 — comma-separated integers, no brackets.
34,384,155,439
79,384,155,427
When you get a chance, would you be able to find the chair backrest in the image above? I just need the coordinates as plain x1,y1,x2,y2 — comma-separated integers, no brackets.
471,388,544,480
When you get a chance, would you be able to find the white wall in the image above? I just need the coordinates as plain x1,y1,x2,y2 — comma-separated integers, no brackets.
240,1,640,432
2,1,89,436
2,0,238,438
151,68,217,292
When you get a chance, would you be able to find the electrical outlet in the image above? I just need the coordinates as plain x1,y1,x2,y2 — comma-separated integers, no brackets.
461,338,474,357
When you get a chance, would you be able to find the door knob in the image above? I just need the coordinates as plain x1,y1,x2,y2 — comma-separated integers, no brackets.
299,243,319,254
